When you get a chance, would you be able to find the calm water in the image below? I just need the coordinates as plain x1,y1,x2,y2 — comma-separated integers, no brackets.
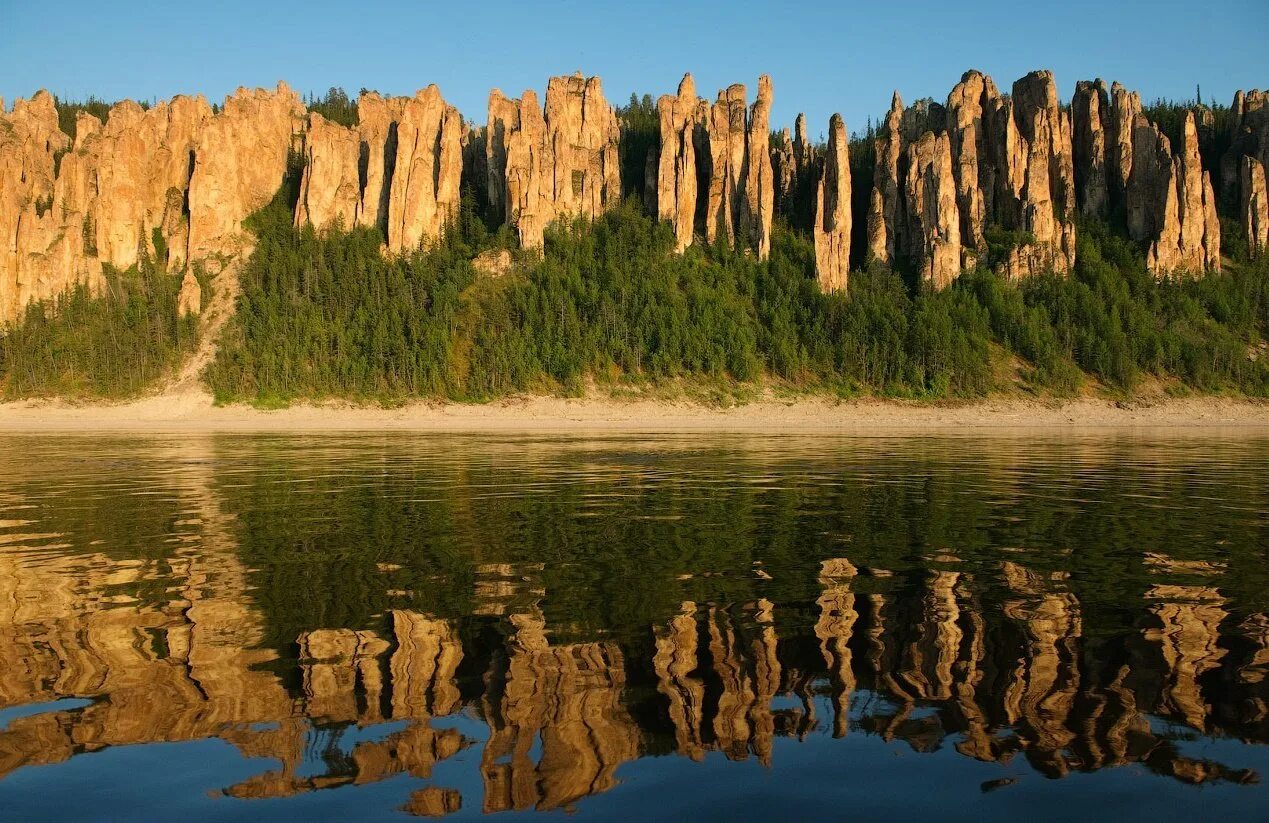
0,433,1266,821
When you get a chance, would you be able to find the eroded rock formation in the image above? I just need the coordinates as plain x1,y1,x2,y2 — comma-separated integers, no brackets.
488,74,622,250
995,71,1078,278
1072,80,1110,218
904,132,962,289
867,93,905,267
656,73,705,253
743,76,775,260
866,92,962,289
188,83,305,260
1244,156,1269,258
813,114,851,292
295,112,360,232
0,68,1248,327
703,77,774,259
946,71,1000,252
386,86,464,253
1127,113,1221,275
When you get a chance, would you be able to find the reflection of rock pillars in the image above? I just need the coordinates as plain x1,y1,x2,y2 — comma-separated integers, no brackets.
391,610,464,719
952,607,995,761
1145,585,1227,731
815,559,858,737
706,600,781,764
481,609,639,813
403,787,463,817
298,628,391,723
220,719,466,799
653,602,706,760
1080,664,1145,772
896,571,963,700
1000,561,1082,776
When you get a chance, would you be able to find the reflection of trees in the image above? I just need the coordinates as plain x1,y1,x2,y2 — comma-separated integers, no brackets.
2,435,1269,813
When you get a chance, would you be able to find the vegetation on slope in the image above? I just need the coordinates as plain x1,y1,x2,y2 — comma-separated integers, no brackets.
201,176,1269,406
0,251,200,399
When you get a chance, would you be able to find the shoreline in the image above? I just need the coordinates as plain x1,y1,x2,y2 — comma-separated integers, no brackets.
0,393,1265,434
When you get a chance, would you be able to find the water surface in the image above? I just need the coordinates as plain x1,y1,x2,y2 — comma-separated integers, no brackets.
0,433,1266,820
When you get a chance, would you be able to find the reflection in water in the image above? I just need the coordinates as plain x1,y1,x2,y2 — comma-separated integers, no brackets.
0,434,1266,817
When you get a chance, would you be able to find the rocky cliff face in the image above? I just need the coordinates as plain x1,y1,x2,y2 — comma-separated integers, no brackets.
0,67,1247,326
813,114,851,292
0,91,98,322
866,89,963,288
656,74,704,253
995,71,1078,279
294,112,360,232
188,83,306,260
1072,80,1110,218
1127,113,1221,274
294,86,463,253
1243,156,1268,259
1225,90,1269,257
743,76,776,260
488,74,622,249
701,77,775,259
866,92,905,267
903,131,962,290
946,71,999,252
385,85,464,253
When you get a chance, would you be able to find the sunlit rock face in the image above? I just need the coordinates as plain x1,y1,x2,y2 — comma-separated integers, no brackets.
1072,79,1110,219
486,74,622,250
294,112,360,233
1243,156,1269,259
903,131,962,290
656,73,706,253
385,85,465,253
188,83,306,261
813,114,852,293
0,91,99,323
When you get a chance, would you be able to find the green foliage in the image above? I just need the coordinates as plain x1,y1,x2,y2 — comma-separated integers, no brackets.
306,87,357,127
0,256,199,399
983,226,1038,268
616,93,658,202
54,95,113,141
209,191,1268,406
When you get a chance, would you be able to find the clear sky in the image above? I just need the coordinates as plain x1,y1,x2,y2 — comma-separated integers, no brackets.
2,0,1266,140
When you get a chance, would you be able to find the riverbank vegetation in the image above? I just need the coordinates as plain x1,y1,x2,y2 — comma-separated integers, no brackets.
200,177,1268,406
0,254,201,399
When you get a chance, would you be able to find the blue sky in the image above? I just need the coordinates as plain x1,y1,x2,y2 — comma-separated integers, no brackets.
2,0,1265,140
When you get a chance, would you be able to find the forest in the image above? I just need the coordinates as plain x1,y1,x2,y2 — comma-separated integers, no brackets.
0,88,1265,404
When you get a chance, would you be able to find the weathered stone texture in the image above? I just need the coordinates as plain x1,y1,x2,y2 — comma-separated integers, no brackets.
656,73,702,252
1108,82,1141,208
295,112,361,232
491,74,622,249
1072,80,1110,218
743,76,775,260
705,83,749,250
904,131,962,290
996,71,1077,278
946,71,1000,251
0,90,99,323
177,271,202,318
188,82,306,260
356,92,409,232
866,92,904,265
813,114,851,293
1243,156,1269,259
385,85,464,252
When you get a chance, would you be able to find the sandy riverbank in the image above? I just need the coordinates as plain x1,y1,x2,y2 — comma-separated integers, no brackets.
0,392,1265,433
